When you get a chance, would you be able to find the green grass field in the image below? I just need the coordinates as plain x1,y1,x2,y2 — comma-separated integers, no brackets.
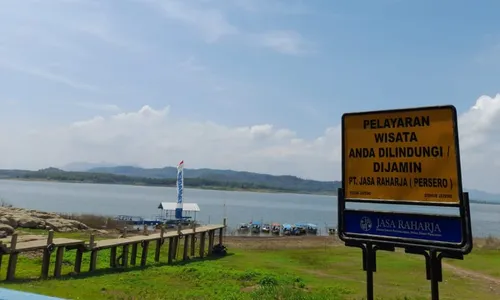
0,231,499,300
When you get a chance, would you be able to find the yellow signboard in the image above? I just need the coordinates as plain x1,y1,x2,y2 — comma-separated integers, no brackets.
342,105,462,204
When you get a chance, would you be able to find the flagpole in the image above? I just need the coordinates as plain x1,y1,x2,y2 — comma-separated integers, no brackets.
175,160,184,221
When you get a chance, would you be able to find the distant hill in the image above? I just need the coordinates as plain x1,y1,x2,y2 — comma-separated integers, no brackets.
0,167,341,195
88,166,341,194
1,163,499,202
61,162,123,172
464,189,500,203
87,165,500,202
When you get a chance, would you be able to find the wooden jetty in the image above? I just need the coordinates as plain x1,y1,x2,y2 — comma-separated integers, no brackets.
0,222,226,281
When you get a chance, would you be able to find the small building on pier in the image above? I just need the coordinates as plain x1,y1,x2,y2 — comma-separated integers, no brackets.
157,202,200,226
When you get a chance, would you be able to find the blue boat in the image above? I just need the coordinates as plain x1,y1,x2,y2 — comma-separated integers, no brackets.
291,223,305,235
282,223,293,235
250,221,262,234
305,223,318,235
295,222,318,235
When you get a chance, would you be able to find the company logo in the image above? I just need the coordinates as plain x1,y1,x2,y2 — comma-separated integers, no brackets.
360,216,372,232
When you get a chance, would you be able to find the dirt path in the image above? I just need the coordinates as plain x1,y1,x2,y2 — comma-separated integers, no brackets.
443,262,500,285
443,262,500,295
224,235,342,249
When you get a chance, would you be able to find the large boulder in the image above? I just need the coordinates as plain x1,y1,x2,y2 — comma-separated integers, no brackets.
45,218,89,232
0,215,19,228
18,216,46,229
0,223,15,235
0,216,14,227
0,214,45,229
0,207,90,234
30,211,60,220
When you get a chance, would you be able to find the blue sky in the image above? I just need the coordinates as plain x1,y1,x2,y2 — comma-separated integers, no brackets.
0,0,499,192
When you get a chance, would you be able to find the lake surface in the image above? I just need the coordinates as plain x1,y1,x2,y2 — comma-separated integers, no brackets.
0,180,499,237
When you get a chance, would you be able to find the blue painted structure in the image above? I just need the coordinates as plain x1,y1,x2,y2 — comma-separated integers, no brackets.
175,160,184,219
343,210,463,244
114,202,200,228
114,215,164,226
0,288,64,299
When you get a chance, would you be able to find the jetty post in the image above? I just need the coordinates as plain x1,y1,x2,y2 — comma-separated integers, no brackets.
190,222,196,257
219,218,227,245
207,230,214,255
88,234,97,272
130,242,138,266
129,227,138,266
167,236,174,264
74,245,84,274
199,231,206,258
155,226,164,262
140,239,149,267
172,224,181,259
110,245,117,268
6,233,18,281
182,230,189,260
40,230,54,279
53,239,66,278
122,243,130,268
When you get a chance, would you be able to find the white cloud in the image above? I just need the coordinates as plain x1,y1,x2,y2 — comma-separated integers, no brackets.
474,34,500,66
0,59,99,91
2,95,500,192
0,0,144,92
150,0,238,43
178,57,206,72
0,104,340,181
457,94,500,192
251,30,313,56
476,43,500,66
232,0,313,15
69,9,147,52
142,0,315,55
75,102,121,113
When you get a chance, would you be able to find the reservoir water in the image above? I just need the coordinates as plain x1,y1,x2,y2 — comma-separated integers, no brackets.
0,180,499,237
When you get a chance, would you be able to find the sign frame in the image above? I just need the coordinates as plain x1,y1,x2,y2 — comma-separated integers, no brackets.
338,105,472,253
338,189,473,253
341,105,463,207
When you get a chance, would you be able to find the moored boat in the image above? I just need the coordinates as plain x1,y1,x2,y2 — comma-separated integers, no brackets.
271,223,281,235
304,223,318,235
237,223,250,234
282,223,292,236
250,221,262,234
261,223,271,233
293,223,307,235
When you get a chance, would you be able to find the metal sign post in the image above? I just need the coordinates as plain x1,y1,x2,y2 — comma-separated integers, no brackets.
338,105,473,300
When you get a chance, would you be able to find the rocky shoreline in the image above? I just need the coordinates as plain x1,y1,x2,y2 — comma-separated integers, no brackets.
0,207,89,238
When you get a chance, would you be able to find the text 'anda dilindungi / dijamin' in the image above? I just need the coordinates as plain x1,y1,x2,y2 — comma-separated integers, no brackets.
348,115,452,194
